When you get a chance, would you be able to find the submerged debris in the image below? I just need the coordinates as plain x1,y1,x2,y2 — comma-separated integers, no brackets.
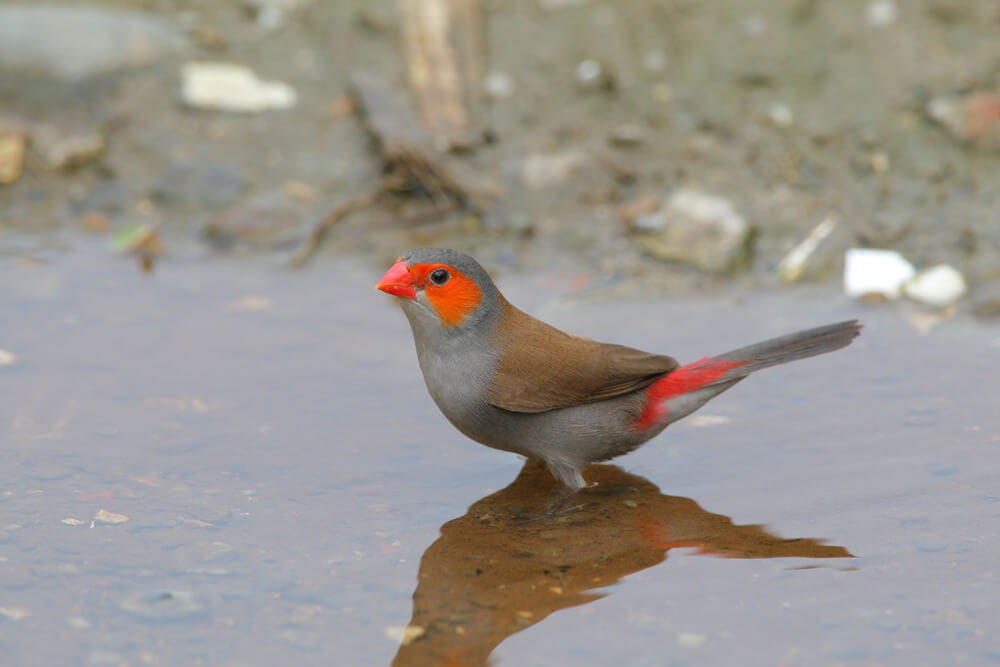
93,509,129,525
120,590,204,620
0,607,31,621
112,224,164,273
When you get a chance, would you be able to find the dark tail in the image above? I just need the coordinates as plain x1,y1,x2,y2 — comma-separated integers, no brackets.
635,320,861,431
712,319,862,380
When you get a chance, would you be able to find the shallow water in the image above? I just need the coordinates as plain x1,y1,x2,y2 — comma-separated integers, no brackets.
2,248,999,666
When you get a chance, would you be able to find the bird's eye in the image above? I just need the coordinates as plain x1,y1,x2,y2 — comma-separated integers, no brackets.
428,268,450,286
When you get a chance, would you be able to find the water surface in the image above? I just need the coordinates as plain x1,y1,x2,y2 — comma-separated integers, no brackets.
2,249,998,665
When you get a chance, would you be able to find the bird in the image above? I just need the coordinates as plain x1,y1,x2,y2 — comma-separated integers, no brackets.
376,248,861,498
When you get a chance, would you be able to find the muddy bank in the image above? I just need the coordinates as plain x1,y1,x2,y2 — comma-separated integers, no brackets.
1,0,998,314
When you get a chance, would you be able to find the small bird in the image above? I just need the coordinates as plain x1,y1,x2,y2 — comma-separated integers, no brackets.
377,248,861,495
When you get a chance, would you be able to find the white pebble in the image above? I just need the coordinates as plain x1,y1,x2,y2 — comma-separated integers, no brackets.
181,62,297,112
484,71,513,99
676,632,706,647
642,50,666,72
903,264,967,308
867,0,897,27
767,102,794,127
743,15,766,35
576,59,602,83
844,248,915,299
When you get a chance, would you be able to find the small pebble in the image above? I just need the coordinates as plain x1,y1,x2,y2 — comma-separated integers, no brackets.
484,71,513,99
181,62,297,112
743,15,766,35
576,59,602,84
0,131,26,184
609,123,645,147
676,632,705,647
618,195,659,225
903,264,967,308
689,414,732,427
0,607,30,621
642,51,666,72
843,248,915,299
80,211,111,233
767,102,794,127
867,0,898,27
93,509,129,524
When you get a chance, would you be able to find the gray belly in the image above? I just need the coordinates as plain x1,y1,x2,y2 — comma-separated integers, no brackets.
408,313,655,467
424,361,652,467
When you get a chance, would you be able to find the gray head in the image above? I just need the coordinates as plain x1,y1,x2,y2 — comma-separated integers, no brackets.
376,248,502,338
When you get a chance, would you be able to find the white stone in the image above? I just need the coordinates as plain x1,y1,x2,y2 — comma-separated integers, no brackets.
638,188,752,273
181,62,297,112
667,189,745,235
0,5,187,80
484,71,513,99
642,50,666,72
521,150,587,190
903,264,967,307
866,0,897,27
575,59,602,84
676,632,706,647
767,102,794,127
843,248,915,299
743,15,766,35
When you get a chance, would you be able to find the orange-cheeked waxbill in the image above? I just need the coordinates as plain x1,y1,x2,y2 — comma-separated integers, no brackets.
376,248,861,491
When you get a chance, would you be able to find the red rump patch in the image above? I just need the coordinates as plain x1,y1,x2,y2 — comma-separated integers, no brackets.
638,511,730,557
634,356,747,431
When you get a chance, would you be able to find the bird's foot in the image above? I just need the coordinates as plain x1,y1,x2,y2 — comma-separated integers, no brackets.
520,485,586,522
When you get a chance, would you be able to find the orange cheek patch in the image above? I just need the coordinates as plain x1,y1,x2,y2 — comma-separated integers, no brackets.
411,264,483,327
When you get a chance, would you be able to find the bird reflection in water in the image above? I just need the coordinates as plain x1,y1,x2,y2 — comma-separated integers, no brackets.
392,462,851,666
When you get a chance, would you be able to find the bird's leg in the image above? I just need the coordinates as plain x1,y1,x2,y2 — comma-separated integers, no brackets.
535,461,588,518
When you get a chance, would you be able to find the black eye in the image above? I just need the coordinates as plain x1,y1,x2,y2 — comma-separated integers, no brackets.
428,268,450,285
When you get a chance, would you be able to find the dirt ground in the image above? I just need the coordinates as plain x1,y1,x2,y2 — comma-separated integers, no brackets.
2,0,999,307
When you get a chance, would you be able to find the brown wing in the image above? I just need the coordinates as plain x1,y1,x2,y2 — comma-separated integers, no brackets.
486,299,679,413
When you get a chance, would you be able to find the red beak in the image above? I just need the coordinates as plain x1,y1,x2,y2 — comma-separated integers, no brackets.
376,260,417,300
